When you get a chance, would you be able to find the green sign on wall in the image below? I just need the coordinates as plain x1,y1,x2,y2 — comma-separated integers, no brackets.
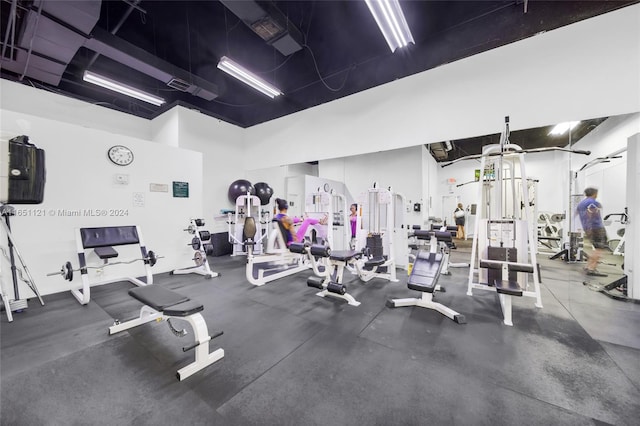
173,181,189,198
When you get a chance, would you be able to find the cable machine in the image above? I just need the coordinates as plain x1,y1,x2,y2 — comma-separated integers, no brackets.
441,117,590,326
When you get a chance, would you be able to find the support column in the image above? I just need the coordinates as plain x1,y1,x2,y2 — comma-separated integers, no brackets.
625,133,640,300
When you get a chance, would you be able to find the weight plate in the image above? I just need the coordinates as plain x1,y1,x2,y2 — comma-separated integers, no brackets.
191,237,201,250
194,251,205,266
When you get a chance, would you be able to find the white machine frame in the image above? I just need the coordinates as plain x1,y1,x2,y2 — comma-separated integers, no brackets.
244,216,311,287
466,127,543,326
1,207,44,322
351,183,398,283
228,192,269,256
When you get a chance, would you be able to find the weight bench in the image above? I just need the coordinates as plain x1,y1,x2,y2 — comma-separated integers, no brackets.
108,285,224,381
412,229,468,274
387,250,466,323
71,226,155,305
304,246,362,306
479,259,534,326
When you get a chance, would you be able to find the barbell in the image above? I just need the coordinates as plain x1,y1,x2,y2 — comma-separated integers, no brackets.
47,251,162,282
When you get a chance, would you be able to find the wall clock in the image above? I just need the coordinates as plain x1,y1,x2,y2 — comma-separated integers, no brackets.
108,145,134,166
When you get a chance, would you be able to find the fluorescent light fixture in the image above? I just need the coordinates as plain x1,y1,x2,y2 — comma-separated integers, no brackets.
82,71,166,106
217,56,282,98
549,121,580,136
364,0,414,52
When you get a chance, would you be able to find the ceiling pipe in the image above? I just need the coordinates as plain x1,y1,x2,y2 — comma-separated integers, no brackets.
86,0,144,70
83,27,218,100
19,1,44,81
1,0,17,59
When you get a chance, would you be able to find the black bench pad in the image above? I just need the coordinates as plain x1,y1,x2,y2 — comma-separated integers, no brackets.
164,300,204,317
94,246,118,259
407,253,443,293
330,250,361,262
494,280,523,296
129,286,190,311
364,257,386,267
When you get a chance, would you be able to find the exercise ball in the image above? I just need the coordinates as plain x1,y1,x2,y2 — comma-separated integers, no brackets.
254,182,274,205
228,179,254,204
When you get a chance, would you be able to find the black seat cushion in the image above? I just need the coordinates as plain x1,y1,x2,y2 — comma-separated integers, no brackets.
330,250,361,262
129,286,190,311
163,300,204,317
364,257,386,267
494,280,523,296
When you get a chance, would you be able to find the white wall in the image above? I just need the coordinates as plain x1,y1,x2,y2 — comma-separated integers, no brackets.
1,110,203,297
0,79,151,141
318,146,424,227
172,107,245,229
244,5,640,169
573,113,640,216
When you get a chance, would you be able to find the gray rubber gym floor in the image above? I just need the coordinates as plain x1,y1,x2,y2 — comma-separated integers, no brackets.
2,243,639,425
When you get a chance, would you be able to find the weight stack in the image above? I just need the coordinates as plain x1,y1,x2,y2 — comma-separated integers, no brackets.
366,235,384,259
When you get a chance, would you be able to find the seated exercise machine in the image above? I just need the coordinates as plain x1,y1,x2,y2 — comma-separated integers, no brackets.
108,285,224,381
172,218,219,278
242,216,311,286
303,243,362,306
48,225,161,305
447,118,567,326
228,192,270,256
349,183,400,283
386,231,466,323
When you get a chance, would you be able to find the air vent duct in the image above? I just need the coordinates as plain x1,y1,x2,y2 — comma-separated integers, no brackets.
167,78,192,92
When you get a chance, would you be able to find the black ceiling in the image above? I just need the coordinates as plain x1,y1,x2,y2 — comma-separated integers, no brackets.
1,1,636,152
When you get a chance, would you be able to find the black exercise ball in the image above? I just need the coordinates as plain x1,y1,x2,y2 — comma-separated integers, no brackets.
254,182,274,206
228,179,254,204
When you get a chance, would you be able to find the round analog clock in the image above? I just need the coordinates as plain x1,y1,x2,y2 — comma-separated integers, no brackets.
107,145,134,166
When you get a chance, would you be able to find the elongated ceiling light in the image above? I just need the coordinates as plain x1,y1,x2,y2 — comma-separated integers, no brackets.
217,56,282,98
364,0,414,52
83,71,165,106
549,121,580,136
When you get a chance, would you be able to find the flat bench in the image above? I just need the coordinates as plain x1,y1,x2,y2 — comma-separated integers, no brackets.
108,285,224,381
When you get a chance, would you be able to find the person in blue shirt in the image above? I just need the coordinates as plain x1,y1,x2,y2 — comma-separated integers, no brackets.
576,187,608,277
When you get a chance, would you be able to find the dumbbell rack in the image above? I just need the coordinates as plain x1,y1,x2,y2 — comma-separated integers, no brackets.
172,218,219,279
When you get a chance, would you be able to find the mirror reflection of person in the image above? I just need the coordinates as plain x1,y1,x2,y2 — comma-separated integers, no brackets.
454,203,465,239
576,187,608,277
349,204,358,249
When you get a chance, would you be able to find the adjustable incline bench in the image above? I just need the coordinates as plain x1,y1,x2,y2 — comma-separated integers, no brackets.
387,231,466,323
108,285,224,381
